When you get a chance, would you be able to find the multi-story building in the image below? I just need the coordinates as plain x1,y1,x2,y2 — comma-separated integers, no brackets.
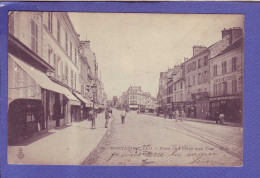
7,11,104,144
209,30,243,123
184,46,210,118
128,86,145,110
157,70,171,108
157,27,243,122
171,65,186,112
119,86,155,110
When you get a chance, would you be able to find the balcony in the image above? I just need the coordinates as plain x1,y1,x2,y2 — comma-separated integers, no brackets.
191,92,209,100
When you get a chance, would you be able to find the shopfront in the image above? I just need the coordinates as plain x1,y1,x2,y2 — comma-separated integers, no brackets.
182,101,196,118
8,99,45,145
209,95,242,123
9,54,80,131
74,92,93,120
196,100,209,120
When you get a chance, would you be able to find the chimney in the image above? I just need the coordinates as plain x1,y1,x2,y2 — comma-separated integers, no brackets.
222,27,243,44
193,45,207,56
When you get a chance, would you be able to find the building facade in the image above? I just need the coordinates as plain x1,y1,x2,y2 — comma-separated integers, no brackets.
157,27,243,122
7,12,105,144
119,86,156,111
209,37,243,123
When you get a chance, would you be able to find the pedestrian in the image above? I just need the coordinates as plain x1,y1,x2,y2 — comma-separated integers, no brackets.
105,108,110,128
215,111,220,124
175,109,180,122
219,112,225,125
121,108,126,124
164,109,167,119
169,109,173,119
180,109,185,121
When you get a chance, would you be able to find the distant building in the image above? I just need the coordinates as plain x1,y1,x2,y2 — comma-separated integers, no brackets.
119,86,155,111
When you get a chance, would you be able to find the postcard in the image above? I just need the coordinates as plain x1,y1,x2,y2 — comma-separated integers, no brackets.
7,12,243,167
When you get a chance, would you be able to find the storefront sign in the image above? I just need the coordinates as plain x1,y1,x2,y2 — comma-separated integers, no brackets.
209,95,241,101
214,74,239,83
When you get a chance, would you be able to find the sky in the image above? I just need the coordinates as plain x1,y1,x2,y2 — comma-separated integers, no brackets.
68,13,243,100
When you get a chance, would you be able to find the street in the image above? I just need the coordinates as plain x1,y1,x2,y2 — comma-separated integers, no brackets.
83,109,243,166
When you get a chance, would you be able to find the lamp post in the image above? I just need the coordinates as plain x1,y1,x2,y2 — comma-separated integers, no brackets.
91,83,97,129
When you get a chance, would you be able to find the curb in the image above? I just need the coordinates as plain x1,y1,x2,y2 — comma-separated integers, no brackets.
184,118,242,128
144,113,241,128
81,116,114,165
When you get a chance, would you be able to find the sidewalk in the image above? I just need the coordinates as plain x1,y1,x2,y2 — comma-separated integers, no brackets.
183,117,242,127
7,112,113,165
144,112,242,127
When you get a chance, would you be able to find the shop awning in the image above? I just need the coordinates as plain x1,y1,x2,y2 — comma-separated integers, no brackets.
10,54,80,105
74,92,93,107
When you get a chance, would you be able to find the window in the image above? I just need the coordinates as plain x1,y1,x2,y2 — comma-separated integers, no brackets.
75,48,77,65
198,73,201,84
56,56,61,78
9,12,15,35
48,12,53,33
223,82,227,95
232,80,237,94
74,73,76,89
204,56,208,66
81,84,84,95
64,63,68,84
193,75,196,86
214,84,217,96
232,57,237,72
204,71,207,83
180,82,183,89
198,59,201,68
217,83,222,96
222,61,227,74
187,76,191,86
71,70,74,87
60,60,63,77
187,64,191,73
193,61,197,70
57,19,60,43
65,32,68,53
31,20,38,54
213,65,217,76
70,42,72,58
48,48,52,64
174,84,176,91
26,104,36,122
53,53,57,78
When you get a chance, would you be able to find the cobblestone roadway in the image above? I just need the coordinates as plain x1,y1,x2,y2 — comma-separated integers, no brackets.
83,109,243,166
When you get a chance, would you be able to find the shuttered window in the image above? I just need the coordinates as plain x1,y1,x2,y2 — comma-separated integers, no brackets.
31,20,38,54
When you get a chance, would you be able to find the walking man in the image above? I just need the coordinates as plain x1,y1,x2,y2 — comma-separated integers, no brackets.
169,109,173,119
121,108,126,124
175,109,180,122
105,108,110,128
180,109,185,121
215,111,220,124
164,109,167,119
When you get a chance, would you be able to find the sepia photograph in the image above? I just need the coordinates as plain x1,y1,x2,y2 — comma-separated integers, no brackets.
7,12,243,166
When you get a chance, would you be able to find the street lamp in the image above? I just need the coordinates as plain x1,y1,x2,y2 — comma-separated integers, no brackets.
91,83,97,129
